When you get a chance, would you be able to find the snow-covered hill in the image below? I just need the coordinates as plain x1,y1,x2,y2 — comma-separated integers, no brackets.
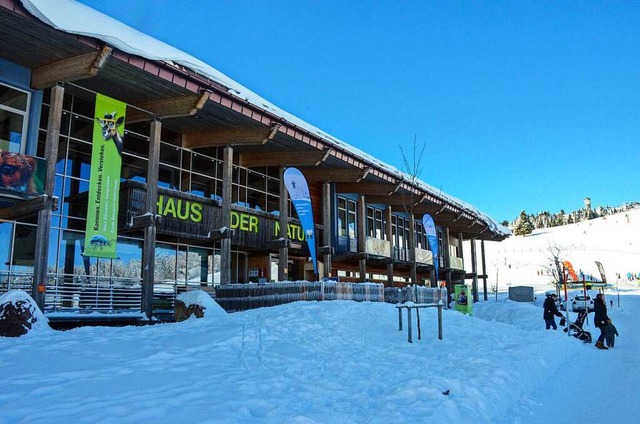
467,207,640,293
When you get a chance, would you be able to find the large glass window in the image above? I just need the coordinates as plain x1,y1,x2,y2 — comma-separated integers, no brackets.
0,83,30,152
338,197,347,237
347,199,357,238
366,207,385,239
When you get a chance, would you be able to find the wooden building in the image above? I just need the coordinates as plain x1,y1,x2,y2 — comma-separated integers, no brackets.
0,0,509,321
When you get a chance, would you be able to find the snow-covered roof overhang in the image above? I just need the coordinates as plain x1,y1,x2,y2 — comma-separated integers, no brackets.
19,0,510,239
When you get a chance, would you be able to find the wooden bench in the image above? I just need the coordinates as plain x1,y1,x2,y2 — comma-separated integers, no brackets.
396,303,443,343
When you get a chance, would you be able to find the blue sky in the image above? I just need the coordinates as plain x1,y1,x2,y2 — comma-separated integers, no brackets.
77,0,639,223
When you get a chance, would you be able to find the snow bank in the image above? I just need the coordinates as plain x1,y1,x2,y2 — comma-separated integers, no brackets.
176,290,227,320
0,289,50,333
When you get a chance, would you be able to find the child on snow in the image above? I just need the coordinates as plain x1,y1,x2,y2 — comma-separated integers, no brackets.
604,320,619,348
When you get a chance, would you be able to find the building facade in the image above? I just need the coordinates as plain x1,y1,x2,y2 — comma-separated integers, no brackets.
0,0,509,321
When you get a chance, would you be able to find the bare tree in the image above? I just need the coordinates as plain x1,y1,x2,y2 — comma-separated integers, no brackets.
399,136,426,285
541,240,570,294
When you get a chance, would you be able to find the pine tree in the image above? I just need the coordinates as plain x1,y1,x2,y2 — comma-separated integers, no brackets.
513,210,535,236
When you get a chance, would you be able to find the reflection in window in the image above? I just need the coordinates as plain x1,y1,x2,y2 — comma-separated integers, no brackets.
12,224,37,272
0,83,29,152
112,238,142,279
0,221,14,271
155,243,177,281
187,247,212,283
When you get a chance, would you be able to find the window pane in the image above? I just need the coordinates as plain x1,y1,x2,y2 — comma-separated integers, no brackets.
112,238,142,279
12,224,37,272
69,114,93,141
0,221,14,271
0,109,24,151
155,244,177,281
187,247,211,283
192,153,215,176
160,142,180,166
0,84,28,111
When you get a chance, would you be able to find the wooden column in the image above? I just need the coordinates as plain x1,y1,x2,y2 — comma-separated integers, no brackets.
386,206,394,286
481,239,488,301
409,214,417,285
480,240,489,302
278,166,289,282
321,182,332,278
220,146,233,285
357,194,366,282
141,118,161,319
32,83,64,311
444,227,452,305
458,232,465,286
470,237,479,303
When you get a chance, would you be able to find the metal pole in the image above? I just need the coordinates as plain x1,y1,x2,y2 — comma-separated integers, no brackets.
437,305,443,340
416,308,421,340
407,308,412,343
495,267,499,302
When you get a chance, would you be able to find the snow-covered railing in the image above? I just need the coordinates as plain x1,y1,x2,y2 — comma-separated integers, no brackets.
215,281,385,312
384,286,448,305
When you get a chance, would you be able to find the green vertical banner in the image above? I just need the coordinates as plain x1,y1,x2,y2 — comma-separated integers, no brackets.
455,284,472,315
84,93,126,258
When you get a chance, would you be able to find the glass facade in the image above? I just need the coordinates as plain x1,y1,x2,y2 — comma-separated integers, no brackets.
0,87,295,311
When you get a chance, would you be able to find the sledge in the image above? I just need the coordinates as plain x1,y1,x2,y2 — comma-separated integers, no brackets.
563,310,592,343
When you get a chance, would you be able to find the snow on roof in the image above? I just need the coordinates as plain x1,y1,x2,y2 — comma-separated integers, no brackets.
21,0,509,237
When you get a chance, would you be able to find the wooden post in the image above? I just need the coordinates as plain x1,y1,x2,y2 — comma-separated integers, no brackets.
471,237,479,303
278,166,289,282
220,146,233,285
386,206,394,286
141,118,161,319
32,83,64,311
481,240,488,301
357,194,366,282
321,182,332,278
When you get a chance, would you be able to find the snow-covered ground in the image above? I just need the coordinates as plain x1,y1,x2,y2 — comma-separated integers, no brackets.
2,208,639,423
2,288,639,423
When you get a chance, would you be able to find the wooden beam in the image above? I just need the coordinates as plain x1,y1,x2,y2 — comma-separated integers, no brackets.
183,124,279,149
0,195,56,220
239,149,332,168
335,182,397,195
365,193,420,206
208,227,234,241
128,213,162,230
127,91,211,122
31,46,112,89
297,167,370,182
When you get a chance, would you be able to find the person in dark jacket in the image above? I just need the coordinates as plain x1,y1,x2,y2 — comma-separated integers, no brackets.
594,293,610,349
543,293,564,330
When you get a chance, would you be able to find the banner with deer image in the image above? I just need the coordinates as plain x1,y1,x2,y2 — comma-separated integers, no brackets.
84,93,125,258
283,167,317,275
